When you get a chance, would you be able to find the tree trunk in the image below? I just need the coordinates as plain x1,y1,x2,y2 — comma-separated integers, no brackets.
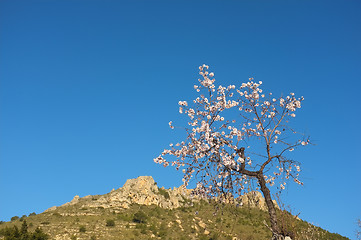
257,173,282,239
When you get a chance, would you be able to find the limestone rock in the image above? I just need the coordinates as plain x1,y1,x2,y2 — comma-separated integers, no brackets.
44,206,57,212
198,220,206,229
54,176,279,213
80,176,192,210
62,195,80,207
237,191,279,211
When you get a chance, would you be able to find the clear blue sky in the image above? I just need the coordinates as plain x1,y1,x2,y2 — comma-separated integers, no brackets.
1,0,360,239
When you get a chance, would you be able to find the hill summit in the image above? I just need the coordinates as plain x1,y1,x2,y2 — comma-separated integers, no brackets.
45,176,272,213
46,176,192,212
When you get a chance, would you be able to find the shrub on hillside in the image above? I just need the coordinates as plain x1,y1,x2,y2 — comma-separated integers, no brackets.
19,215,27,222
133,211,148,224
158,188,170,199
79,225,86,233
0,220,49,240
106,219,115,227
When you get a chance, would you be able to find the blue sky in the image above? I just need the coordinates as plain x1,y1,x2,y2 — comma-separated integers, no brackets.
0,0,360,239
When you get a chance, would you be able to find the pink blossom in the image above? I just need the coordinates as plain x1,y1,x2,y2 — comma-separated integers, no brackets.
155,64,309,205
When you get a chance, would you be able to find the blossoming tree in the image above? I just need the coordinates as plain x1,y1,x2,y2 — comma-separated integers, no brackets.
154,64,309,239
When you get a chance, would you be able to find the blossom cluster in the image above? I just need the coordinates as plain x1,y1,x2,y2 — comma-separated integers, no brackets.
154,65,309,200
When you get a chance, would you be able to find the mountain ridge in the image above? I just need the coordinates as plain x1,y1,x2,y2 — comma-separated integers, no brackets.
44,176,275,214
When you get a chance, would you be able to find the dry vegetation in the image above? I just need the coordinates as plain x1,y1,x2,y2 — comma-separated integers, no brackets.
0,198,349,240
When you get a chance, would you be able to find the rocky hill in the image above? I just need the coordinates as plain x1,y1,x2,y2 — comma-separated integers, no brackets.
45,176,275,213
0,176,350,240
45,176,194,212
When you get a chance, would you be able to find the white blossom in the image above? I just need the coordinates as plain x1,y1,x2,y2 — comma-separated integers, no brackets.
155,64,308,205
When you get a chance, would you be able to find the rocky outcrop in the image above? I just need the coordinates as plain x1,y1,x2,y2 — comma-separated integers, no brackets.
237,191,279,210
44,206,57,212
44,176,277,212
62,195,80,207
63,176,193,210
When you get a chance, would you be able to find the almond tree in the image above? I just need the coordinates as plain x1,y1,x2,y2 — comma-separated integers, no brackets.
154,65,310,239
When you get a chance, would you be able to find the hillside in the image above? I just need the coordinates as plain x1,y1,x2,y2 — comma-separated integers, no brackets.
0,176,349,240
